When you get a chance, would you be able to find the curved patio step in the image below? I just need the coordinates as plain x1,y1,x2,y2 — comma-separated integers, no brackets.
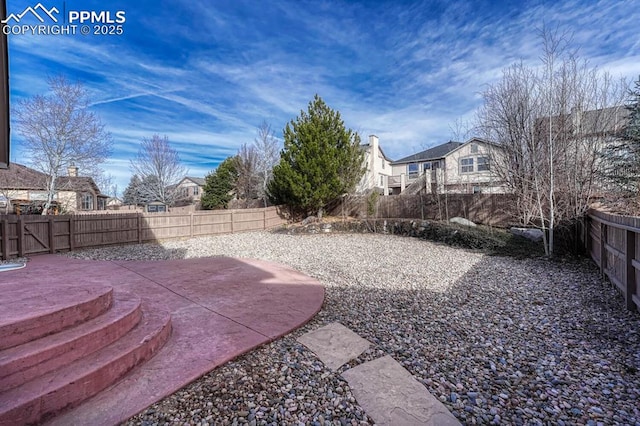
0,307,172,426
0,291,142,391
0,283,114,351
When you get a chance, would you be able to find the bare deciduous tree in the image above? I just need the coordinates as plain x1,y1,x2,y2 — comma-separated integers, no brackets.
234,122,281,206
236,143,259,200
130,134,187,205
477,28,627,255
14,76,112,214
253,122,280,206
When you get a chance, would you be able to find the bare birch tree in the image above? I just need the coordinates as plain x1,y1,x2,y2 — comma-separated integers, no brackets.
253,122,280,206
130,134,187,205
14,76,112,214
478,28,627,255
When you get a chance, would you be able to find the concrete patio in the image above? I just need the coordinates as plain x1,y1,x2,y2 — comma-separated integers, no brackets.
0,254,324,425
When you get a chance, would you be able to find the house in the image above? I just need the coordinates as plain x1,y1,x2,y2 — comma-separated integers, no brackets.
173,176,205,205
388,138,506,194
357,135,393,194
0,163,108,213
106,197,123,210
539,105,631,191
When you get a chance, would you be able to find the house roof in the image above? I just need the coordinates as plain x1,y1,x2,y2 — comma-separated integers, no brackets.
0,163,105,196
0,163,48,189
392,141,463,164
55,176,106,197
178,176,205,186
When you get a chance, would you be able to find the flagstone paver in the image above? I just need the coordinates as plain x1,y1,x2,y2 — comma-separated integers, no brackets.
296,322,370,370
342,355,461,426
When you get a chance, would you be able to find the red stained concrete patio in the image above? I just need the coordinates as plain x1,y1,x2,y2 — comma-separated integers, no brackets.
0,254,324,425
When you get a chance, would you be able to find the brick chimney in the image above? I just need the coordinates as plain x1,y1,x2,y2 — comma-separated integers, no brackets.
67,165,78,177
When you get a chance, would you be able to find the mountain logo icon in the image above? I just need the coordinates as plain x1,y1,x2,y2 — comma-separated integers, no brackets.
2,3,60,24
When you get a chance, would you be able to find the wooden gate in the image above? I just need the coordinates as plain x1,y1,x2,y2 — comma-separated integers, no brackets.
0,215,61,259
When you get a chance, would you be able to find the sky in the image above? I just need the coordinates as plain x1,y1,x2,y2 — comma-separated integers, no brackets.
4,0,640,195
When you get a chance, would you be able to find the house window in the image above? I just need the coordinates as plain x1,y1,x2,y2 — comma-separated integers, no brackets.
380,176,384,187
460,158,474,173
473,185,482,194
477,156,490,171
81,193,93,210
193,186,199,195
423,162,431,171
407,163,419,179
147,204,167,213
381,157,385,169
432,160,441,168
470,143,479,153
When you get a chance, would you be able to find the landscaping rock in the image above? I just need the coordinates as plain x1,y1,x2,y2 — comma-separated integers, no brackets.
449,217,477,227
510,227,544,242
66,232,640,426
301,216,318,226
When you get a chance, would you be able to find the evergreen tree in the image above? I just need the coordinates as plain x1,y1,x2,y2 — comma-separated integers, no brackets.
201,156,239,209
267,95,364,217
602,77,640,192
122,174,143,206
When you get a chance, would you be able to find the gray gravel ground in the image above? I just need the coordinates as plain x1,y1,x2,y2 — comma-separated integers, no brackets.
65,232,640,426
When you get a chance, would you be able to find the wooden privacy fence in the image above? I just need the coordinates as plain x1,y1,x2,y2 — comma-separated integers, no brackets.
586,209,640,311
0,206,285,260
334,193,518,226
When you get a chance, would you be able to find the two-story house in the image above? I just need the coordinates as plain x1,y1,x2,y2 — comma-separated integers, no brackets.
357,135,393,194
388,137,506,194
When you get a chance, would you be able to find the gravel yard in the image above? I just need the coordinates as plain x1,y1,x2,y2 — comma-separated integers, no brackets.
66,232,640,425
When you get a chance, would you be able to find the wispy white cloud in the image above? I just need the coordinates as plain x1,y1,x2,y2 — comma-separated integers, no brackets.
7,0,639,194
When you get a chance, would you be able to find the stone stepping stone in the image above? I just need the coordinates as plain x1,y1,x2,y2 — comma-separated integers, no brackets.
342,355,461,426
296,322,370,370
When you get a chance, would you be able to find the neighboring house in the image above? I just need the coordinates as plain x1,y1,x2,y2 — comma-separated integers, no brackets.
106,197,123,210
0,163,108,213
537,105,629,140
173,176,205,205
388,138,506,194
357,135,393,194
538,105,630,192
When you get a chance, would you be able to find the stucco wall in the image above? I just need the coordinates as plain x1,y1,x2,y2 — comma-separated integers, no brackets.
443,141,505,193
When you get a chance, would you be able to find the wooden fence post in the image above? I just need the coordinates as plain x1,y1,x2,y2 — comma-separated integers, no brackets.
625,229,637,311
17,216,24,257
48,217,55,254
189,212,194,237
230,212,234,233
584,215,591,257
69,216,75,251
599,221,607,277
1,218,8,260
263,209,267,229
137,214,142,243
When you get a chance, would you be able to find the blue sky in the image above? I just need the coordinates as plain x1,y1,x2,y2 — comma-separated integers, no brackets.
5,0,640,194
